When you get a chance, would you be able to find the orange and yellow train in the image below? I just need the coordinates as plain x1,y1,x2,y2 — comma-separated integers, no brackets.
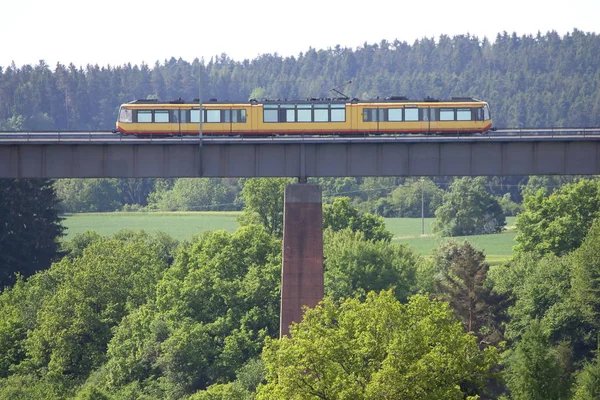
114,97,493,136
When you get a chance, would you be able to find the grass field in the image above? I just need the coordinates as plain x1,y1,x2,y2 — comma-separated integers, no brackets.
388,217,517,264
61,213,516,264
62,212,240,240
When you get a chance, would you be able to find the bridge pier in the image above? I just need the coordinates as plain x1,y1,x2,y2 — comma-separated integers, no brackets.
280,183,324,337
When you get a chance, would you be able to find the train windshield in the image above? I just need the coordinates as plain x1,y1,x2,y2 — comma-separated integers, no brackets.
119,107,133,123
483,104,491,120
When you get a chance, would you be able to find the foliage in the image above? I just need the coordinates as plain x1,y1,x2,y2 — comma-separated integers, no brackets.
519,175,577,198
504,320,570,400
323,197,392,242
190,358,264,400
432,241,503,344
489,254,585,345
572,352,600,400
18,234,169,381
514,179,600,257
490,219,600,368
323,229,419,301
312,178,360,201
434,177,506,236
2,31,600,132
117,178,157,207
98,225,281,395
54,179,123,212
389,178,444,218
59,231,103,260
237,178,293,237
495,193,522,216
570,218,600,330
2,29,600,398
0,179,64,288
146,178,238,211
0,230,173,398
257,291,499,399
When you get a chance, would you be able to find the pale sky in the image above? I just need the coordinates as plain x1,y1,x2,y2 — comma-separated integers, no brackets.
2,0,598,69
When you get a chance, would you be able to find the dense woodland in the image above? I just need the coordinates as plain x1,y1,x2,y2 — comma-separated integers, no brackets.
1,30,600,131
1,30,600,399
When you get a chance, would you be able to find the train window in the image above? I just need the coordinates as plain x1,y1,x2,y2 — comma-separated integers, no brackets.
155,110,169,123
331,107,345,122
223,110,231,122
137,110,152,123
171,110,179,123
298,110,311,122
363,109,370,122
232,109,246,123
363,108,377,122
206,110,220,123
278,104,293,123
405,108,419,121
314,108,327,122
388,108,403,121
457,109,472,121
483,105,490,120
295,105,310,122
190,109,205,123
119,107,133,123
439,109,455,121
474,108,482,121
286,109,296,122
264,109,278,122
421,108,429,121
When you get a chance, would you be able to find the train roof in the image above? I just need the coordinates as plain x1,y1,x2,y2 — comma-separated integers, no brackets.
126,96,486,105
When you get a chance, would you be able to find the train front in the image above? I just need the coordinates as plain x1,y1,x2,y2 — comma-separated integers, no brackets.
113,104,132,134
482,102,493,133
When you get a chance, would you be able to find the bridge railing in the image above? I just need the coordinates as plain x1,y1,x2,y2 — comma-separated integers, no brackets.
1,128,600,144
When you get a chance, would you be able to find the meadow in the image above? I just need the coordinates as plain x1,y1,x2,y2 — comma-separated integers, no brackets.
62,212,516,264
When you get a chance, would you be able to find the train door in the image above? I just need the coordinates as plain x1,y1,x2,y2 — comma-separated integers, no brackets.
427,107,441,134
171,108,184,135
361,107,380,135
349,102,361,134
252,104,260,135
225,107,233,135
421,107,431,134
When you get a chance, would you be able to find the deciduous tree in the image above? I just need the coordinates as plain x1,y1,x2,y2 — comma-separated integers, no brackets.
434,177,505,236
323,197,392,242
324,229,418,301
257,291,498,399
238,178,293,237
514,179,600,256
504,320,570,400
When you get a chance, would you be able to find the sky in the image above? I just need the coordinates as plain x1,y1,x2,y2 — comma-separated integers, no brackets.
2,0,599,70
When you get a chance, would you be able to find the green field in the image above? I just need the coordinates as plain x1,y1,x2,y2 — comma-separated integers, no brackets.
62,212,240,240
61,213,516,263
388,217,517,264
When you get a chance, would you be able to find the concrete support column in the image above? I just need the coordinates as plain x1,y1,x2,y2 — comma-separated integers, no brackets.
280,184,324,338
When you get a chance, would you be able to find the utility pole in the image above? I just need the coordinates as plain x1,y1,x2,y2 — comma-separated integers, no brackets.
198,62,203,176
421,178,425,235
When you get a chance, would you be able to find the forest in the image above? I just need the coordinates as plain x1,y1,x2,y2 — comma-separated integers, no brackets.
1,30,600,132
1,30,600,399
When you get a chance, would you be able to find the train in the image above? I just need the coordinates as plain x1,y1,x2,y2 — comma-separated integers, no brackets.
114,97,493,136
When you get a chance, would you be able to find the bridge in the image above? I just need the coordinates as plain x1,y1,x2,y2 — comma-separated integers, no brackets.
1,129,600,179
3,129,600,336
